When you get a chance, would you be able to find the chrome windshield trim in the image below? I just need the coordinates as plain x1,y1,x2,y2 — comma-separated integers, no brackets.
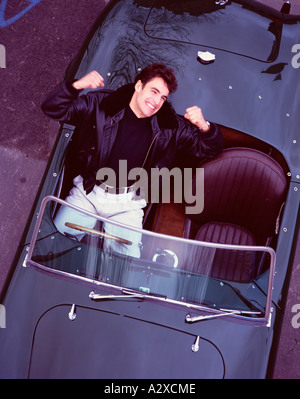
26,195,276,325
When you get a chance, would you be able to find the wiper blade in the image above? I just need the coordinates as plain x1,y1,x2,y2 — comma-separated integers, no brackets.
89,290,145,301
227,283,263,313
185,309,262,323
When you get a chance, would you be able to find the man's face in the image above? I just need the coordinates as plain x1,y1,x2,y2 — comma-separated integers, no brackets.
130,77,170,118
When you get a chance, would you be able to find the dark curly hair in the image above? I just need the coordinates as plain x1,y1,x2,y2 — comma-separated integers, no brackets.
134,63,178,94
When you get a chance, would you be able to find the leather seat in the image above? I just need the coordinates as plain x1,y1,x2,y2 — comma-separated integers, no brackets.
183,147,287,281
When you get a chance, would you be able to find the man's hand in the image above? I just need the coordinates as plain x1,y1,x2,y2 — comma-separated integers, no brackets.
72,70,105,90
184,106,210,132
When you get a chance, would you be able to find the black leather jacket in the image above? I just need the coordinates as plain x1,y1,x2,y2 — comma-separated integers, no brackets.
42,80,224,194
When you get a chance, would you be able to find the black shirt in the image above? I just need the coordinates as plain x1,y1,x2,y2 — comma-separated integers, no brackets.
106,106,153,187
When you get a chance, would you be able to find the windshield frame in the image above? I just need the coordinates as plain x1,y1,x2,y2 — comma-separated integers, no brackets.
26,195,276,325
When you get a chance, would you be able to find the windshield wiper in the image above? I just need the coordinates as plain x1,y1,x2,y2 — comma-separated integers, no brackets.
185,309,262,323
89,290,262,322
89,290,145,301
227,283,264,313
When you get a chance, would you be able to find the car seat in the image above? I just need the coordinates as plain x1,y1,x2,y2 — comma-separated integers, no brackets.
183,147,287,281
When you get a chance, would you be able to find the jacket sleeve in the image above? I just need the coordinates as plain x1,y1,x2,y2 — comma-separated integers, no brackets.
41,80,101,125
176,117,224,162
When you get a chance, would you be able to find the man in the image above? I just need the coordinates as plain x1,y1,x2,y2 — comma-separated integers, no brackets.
42,63,223,256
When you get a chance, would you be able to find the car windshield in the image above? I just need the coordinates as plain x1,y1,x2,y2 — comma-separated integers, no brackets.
27,196,275,324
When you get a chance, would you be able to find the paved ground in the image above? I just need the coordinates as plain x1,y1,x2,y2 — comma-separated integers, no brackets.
0,0,299,379
0,0,107,286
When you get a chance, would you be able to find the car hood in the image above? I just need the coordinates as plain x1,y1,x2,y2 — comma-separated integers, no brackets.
28,304,225,379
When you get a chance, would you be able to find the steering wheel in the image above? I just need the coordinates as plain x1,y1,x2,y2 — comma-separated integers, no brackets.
65,222,132,245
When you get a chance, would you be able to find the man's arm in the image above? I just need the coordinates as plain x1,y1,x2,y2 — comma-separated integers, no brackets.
184,106,210,133
72,70,105,90
177,105,224,160
41,71,105,123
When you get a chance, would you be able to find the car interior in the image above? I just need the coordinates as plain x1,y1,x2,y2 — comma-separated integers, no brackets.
50,123,288,284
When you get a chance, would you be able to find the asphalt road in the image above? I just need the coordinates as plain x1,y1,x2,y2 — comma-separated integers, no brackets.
0,0,299,379
0,0,107,287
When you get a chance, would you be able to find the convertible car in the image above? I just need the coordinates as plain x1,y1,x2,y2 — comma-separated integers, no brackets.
1,0,299,379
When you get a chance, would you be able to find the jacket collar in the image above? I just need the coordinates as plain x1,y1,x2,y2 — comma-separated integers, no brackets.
100,83,178,129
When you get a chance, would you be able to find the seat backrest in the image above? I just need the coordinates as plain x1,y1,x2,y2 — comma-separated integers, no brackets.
187,147,287,245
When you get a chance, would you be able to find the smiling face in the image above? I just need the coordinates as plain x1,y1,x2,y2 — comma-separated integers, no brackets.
129,77,170,118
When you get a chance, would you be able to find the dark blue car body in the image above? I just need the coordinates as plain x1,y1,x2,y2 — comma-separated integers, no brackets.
0,0,299,379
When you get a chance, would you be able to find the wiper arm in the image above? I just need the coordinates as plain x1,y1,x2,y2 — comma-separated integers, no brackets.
185,309,262,323
89,290,145,301
227,283,263,313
